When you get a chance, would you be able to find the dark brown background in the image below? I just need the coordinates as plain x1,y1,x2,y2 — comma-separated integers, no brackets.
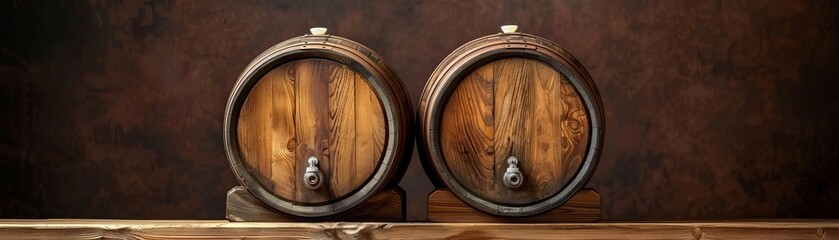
1,0,837,221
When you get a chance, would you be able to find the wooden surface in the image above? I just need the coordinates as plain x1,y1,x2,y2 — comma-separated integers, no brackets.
237,59,386,204
440,57,590,205
0,220,837,239
428,188,600,223
226,186,403,222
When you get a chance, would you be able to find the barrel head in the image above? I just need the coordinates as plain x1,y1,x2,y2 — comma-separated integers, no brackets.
237,59,386,204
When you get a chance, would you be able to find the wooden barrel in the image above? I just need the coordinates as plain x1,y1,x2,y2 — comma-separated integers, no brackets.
418,28,604,217
223,30,412,217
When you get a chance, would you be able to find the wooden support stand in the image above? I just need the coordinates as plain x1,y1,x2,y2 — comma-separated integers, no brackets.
427,188,601,223
226,186,404,222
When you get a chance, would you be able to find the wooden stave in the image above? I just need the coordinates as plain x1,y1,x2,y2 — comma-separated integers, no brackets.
223,34,412,218
418,32,604,217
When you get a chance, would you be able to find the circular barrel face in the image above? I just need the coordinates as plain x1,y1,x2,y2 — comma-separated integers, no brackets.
236,58,386,204
419,32,602,216
225,34,411,217
440,57,590,205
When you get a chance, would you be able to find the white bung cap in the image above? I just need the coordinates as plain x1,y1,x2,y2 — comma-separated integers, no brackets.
310,27,327,35
501,25,518,33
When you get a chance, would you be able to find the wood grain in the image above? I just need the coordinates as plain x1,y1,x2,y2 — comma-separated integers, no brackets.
428,188,601,223
440,58,589,204
558,69,590,179
237,65,276,193
328,66,386,195
226,186,403,222
0,220,837,239
439,64,495,194
236,59,385,204
294,59,333,203
270,61,299,203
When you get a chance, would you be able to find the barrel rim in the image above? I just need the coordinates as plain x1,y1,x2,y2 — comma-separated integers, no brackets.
420,32,604,217
223,34,404,218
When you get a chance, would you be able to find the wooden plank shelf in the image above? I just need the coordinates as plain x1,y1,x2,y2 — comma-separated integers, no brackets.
0,219,838,239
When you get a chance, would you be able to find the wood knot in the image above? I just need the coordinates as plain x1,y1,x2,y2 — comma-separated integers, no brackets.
286,64,297,80
286,138,298,151
693,227,702,239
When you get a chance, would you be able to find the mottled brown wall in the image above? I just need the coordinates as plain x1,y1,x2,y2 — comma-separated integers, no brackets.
1,0,837,220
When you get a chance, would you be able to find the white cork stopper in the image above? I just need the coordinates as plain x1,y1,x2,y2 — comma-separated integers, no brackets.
500,25,518,33
309,27,327,35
